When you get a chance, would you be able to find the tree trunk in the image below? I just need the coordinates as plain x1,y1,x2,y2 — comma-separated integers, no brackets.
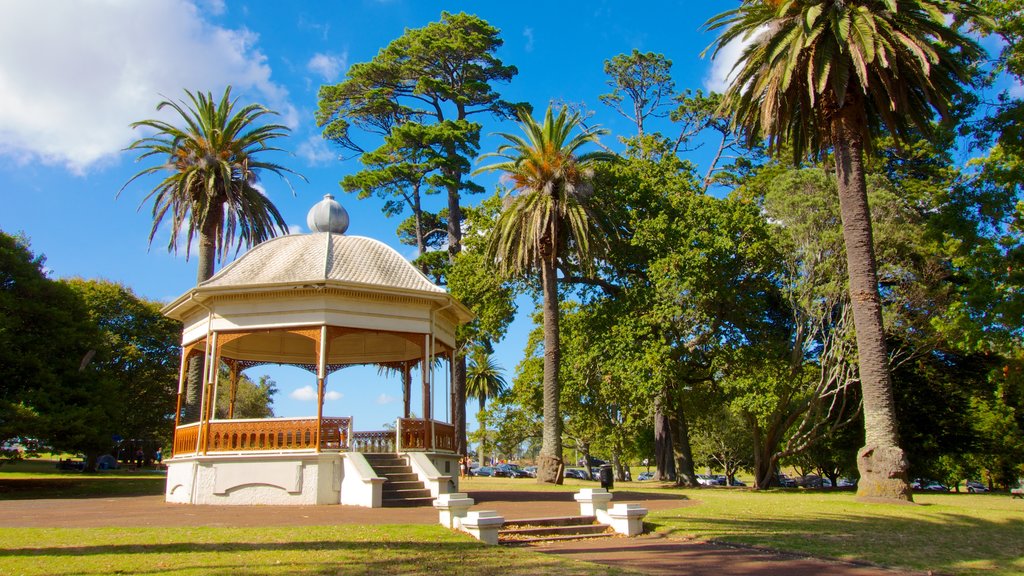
654,387,675,481
443,148,469,460
831,101,912,503
536,248,564,485
749,418,777,490
669,409,698,486
183,220,221,424
453,350,468,456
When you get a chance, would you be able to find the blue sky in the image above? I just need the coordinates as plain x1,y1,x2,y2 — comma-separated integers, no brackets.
1,1,1017,436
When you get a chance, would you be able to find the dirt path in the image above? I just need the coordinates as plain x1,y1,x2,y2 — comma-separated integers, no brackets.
0,490,916,575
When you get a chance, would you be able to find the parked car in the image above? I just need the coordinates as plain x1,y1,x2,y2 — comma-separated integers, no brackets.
776,474,797,488
564,468,589,479
475,466,495,477
523,466,537,478
837,477,857,488
796,474,824,488
638,471,654,481
965,480,989,493
494,463,530,478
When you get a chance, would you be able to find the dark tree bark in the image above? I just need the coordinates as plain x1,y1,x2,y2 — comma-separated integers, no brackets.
831,97,912,502
452,353,468,456
669,409,698,487
653,387,675,481
536,236,564,484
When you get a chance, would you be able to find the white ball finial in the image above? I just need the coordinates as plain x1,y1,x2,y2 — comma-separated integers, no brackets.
307,194,349,234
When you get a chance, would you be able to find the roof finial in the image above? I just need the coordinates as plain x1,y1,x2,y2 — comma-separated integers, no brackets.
307,194,349,234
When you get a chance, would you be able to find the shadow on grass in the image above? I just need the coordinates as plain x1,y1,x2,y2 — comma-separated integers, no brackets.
0,539,486,558
0,476,164,500
651,507,1024,574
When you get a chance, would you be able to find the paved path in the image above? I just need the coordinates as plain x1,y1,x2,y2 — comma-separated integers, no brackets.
0,489,916,575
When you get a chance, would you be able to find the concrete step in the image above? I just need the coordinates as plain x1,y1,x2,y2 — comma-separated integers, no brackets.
382,496,435,507
383,481,425,492
373,465,414,475
382,487,432,499
498,516,614,545
383,472,419,482
502,515,597,528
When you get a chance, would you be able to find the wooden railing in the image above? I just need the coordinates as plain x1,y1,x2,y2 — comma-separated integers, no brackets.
397,418,456,453
174,416,352,454
172,416,455,455
350,430,395,453
173,422,200,456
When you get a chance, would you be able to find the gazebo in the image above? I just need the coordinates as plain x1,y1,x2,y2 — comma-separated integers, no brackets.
162,195,472,506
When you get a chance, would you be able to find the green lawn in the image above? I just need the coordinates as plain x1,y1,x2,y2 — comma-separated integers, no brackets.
3,462,1023,575
644,486,1024,576
0,525,631,576
0,459,164,499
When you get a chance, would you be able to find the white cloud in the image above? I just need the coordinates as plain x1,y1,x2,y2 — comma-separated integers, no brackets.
289,385,342,402
290,385,317,401
287,224,304,235
0,0,295,173
307,52,348,83
1011,80,1024,99
296,134,336,166
376,393,398,405
703,26,763,94
523,27,535,53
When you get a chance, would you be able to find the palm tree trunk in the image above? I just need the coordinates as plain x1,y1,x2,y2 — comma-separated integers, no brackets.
832,102,912,502
453,350,468,456
537,249,564,484
184,218,222,424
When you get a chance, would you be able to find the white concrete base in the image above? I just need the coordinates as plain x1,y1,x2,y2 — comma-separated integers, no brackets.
165,452,342,505
606,503,648,536
574,488,614,517
459,510,504,545
408,452,459,496
340,452,386,508
434,492,474,529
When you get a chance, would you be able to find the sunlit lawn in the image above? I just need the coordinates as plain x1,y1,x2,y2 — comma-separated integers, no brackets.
643,485,1024,576
0,525,632,576
3,462,1023,575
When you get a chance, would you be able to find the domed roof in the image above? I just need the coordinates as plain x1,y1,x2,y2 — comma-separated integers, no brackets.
200,232,445,294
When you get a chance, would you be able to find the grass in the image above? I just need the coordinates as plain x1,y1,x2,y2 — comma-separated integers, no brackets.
0,525,634,576
644,485,1024,576
3,461,1023,575
0,459,164,500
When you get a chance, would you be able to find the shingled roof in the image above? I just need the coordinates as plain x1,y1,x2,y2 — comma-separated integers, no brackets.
201,232,445,294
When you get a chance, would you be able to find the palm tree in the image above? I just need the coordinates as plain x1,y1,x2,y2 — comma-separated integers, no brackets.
705,0,983,501
467,349,507,466
475,106,615,484
120,87,300,285
120,87,301,423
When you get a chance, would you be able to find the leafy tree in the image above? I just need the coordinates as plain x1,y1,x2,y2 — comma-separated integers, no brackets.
215,371,277,419
0,232,104,464
706,0,985,502
317,12,522,454
476,106,615,483
63,279,181,449
466,348,507,466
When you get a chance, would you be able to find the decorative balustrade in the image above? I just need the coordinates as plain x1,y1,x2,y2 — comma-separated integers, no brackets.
350,430,396,453
172,416,455,455
173,422,199,456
